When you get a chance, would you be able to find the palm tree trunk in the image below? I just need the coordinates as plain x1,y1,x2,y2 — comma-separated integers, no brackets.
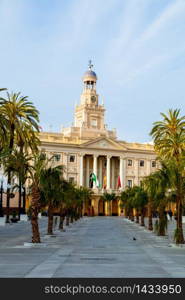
130,208,134,221
18,177,22,221
176,192,184,244
66,210,70,226
74,208,78,221
148,200,153,231
136,209,139,223
124,207,129,218
59,215,65,230
158,203,166,236
6,126,15,223
78,205,82,218
22,186,26,214
141,208,145,226
47,205,54,235
66,216,69,226
59,207,65,230
5,172,11,223
31,185,40,243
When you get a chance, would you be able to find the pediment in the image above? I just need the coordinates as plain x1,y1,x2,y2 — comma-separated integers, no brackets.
81,137,127,150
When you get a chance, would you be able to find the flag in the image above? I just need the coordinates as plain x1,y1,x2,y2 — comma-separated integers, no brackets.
96,178,101,188
92,173,96,183
89,173,97,188
117,176,121,189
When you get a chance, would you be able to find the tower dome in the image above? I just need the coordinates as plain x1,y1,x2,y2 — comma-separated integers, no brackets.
83,60,97,82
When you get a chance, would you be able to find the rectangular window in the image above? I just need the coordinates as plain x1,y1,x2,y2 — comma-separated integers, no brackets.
128,180,132,188
69,177,75,184
91,119,97,127
41,152,46,160
128,159,132,166
54,154,61,162
140,160,144,167
152,161,156,168
69,155,75,163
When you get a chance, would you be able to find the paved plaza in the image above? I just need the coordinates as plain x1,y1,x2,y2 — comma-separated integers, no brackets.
0,217,185,277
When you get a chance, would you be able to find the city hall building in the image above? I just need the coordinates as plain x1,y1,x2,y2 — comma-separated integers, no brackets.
39,62,157,216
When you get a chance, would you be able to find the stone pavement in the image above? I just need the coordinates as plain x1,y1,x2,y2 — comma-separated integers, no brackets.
0,216,185,278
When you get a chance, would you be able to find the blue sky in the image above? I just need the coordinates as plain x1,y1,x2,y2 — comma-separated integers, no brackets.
0,0,185,142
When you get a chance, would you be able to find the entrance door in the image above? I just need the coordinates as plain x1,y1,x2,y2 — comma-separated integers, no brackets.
112,199,118,216
98,198,105,216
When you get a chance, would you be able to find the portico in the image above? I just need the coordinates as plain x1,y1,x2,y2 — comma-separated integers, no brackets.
79,153,126,191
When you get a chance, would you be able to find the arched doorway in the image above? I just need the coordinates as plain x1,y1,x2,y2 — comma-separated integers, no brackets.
112,199,118,216
84,199,92,216
98,198,105,216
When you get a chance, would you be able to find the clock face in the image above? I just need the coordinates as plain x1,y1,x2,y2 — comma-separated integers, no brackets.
91,96,96,103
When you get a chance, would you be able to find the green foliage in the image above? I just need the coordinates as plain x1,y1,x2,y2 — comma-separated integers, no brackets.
150,108,185,243
40,165,64,208
101,192,116,203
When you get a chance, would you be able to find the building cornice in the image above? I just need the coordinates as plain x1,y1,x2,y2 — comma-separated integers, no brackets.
40,140,156,156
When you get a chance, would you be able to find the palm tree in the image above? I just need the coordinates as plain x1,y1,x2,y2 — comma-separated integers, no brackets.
121,188,135,221
40,165,64,235
132,186,148,225
0,88,7,154
100,192,116,216
152,165,170,236
3,150,33,220
0,92,39,223
150,109,185,244
120,189,129,219
58,179,68,230
16,124,40,215
79,187,94,216
30,152,47,243
143,175,157,231
63,182,76,226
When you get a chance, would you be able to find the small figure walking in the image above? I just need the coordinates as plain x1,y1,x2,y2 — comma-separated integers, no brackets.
168,209,173,221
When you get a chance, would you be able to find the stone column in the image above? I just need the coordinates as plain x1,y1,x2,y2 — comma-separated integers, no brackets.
99,157,103,188
119,156,126,189
79,153,84,186
106,155,111,190
123,158,126,188
146,159,151,175
86,156,89,187
93,154,98,189
63,153,68,180
134,159,139,186
119,157,123,189
111,158,115,189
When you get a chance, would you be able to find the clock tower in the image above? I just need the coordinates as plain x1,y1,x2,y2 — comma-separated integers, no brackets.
74,60,105,131
62,61,117,140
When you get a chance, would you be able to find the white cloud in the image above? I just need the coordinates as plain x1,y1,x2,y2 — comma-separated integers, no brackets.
102,0,185,86
138,0,185,44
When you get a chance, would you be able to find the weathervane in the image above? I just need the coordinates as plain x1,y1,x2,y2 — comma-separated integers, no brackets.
88,59,93,70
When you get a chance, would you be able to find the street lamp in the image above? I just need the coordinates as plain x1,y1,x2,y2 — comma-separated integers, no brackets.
0,178,4,217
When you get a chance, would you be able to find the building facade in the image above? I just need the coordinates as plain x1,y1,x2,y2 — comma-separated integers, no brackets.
39,62,157,216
